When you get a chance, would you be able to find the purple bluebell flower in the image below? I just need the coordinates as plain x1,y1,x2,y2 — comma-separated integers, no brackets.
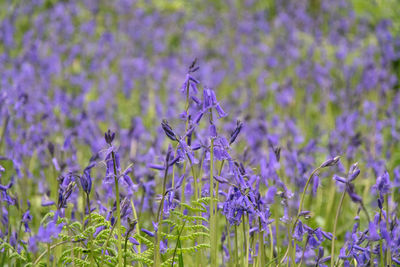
213,136,231,161
57,179,76,209
141,228,154,237
320,156,340,168
209,123,218,138
294,220,304,241
333,163,363,203
0,178,13,191
181,59,200,95
203,88,227,118
312,174,319,196
265,186,277,204
21,208,32,233
105,129,115,145
161,119,178,141
36,221,64,243
177,138,198,164
105,148,121,184
229,120,243,145
372,171,391,196
80,162,95,194
315,246,331,266
368,220,380,241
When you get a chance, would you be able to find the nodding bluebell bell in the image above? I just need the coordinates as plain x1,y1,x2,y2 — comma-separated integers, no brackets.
334,162,363,203
315,246,331,265
36,220,64,244
188,58,199,73
21,202,32,233
373,170,391,196
229,120,243,145
161,119,178,141
141,228,155,237
104,129,115,145
320,156,340,168
209,123,217,138
203,88,227,118
181,58,200,94
0,177,13,191
120,197,131,219
80,163,95,194
57,181,76,209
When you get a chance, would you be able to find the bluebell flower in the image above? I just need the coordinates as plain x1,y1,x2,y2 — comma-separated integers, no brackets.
104,148,121,184
57,179,76,209
161,119,178,141
203,88,227,118
0,177,13,191
80,162,95,194
36,221,64,243
229,120,243,145
177,137,198,164
181,59,200,95
315,247,331,267
21,207,32,233
372,171,391,196
333,163,363,203
104,129,115,145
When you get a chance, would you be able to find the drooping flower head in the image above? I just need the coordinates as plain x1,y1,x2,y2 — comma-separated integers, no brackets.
333,162,363,203
181,58,200,95
105,129,115,145
161,119,178,142
80,162,95,194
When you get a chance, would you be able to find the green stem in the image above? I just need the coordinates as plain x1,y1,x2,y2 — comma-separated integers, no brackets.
227,223,232,266
330,190,346,267
273,202,280,261
0,114,9,152
286,225,291,267
124,238,128,267
235,225,239,267
258,219,265,267
47,243,51,267
384,195,391,266
210,138,216,266
243,214,249,267
380,237,384,267
297,167,321,217
111,150,123,267
180,73,192,211
100,219,118,265
33,240,72,266
268,224,274,262
187,157,198,200
86,194,95,267
154,156,171,266
297,236,309,267
280,167,321,265
124,228,134,267
130,199,141,252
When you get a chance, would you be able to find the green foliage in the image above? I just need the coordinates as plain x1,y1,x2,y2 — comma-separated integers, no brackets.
139,198,212,266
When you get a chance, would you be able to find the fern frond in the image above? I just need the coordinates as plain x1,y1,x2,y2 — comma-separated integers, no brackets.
161,231,210,241
180,202,207,213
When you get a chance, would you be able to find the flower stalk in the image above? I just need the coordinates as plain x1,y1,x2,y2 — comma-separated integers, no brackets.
111,150,123,267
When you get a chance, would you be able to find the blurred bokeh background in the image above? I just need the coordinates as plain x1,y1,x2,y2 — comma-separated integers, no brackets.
1,0,400,253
